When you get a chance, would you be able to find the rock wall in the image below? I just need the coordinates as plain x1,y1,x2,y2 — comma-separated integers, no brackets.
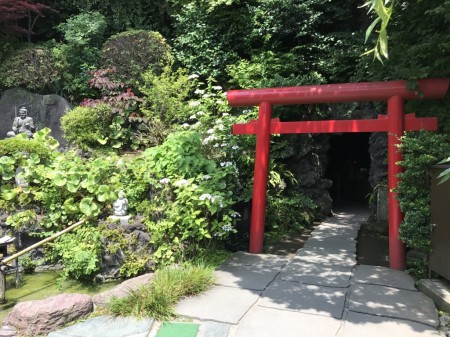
0,88,71,146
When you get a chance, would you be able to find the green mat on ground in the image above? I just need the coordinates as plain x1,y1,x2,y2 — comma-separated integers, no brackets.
156,322,199,337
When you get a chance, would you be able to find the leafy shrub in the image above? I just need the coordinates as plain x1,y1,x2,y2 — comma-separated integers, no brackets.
58,12,107,47
100,30,172,86
397,131,450,251
0,43,61,93
20,253,37,274
61,104,115,151
49,225,102,282
0,137,53,161
138,66,193,144
266,193,316,232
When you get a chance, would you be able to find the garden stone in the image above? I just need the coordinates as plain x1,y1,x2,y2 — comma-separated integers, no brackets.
4,293,93,336
92,273,154,307
0,88,71,146
0,325,17,337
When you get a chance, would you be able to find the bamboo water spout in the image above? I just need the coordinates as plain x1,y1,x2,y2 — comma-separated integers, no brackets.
0,219,86,304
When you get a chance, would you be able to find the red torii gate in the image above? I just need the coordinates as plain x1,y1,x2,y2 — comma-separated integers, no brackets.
227,78,450,270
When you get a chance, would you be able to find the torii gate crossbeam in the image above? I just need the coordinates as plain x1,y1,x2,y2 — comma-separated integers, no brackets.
227,78,449,270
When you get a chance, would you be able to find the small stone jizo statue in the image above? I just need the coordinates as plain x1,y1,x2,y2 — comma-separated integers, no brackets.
7,107,35,138
113,190,128,216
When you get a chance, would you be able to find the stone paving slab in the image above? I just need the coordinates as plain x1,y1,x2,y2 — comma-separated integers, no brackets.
47,316,154,337
231,305,342,337
341,311,440,337
221,251,288,268
311,225,360,240
259,280,347,318
176,285,261,324
214,264,280,291
352,265,416,290
348,284,439,327
295,248,357,268
279,261,352,288
303,237,357,253
320,219,362,230
418,279,450,313
197,321,231,337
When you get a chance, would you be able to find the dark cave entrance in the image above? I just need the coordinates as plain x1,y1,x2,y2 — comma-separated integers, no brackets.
325,133,372,208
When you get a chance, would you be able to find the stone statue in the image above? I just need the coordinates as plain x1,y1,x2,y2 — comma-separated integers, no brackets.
7,107,35,138
113,190,128,216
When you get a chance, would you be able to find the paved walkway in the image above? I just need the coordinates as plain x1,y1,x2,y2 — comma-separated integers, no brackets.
49,211,441,337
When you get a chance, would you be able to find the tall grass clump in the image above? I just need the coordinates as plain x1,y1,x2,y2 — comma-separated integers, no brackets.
108,264,215,321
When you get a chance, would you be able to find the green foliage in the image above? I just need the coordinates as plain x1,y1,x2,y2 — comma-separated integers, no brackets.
138,66,193,144
61,105,111,150
0,139,122,230
437,157,450,184
49,225,102,282
100,30,173,86
355,0,450,81
361,0,394,61
20,253,37,274
266,193,316,232
0,137,53,161
397,131,450,251
58,12,107,46
0,43,61,93
5,210,37,230
108,264,215,320
138,130,237,264
99,223,151,278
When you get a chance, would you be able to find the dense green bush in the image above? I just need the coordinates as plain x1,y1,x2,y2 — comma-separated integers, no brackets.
58,12,107,47
0,137,53,161
100,30,173,86
0,43,61,93
397,131,450,251
61,104,119,151
139,66,193,144
48,225,103,282
266,193,316,232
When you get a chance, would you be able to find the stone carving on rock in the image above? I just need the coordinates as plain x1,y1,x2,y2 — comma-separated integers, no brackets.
6,107,35,138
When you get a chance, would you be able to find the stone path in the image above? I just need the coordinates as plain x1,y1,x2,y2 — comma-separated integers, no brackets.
47,211,441,337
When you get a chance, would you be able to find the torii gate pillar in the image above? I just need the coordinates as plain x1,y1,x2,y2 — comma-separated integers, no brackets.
228,78,449,270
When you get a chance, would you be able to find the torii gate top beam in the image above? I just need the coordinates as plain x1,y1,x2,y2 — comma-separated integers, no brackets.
227,78,449,107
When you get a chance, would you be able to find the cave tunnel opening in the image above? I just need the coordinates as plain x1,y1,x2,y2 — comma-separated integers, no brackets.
325,133,372,209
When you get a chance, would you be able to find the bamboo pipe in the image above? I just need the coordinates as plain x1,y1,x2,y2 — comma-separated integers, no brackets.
1,219,86,265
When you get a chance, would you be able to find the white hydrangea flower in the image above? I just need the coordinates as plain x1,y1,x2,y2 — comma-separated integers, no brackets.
220,162,233,167
222,113,229,116
221,224,233,232
194,89,205,95
203,94,211,98
182,123,190,128
189,115,197,120
212,86,223,90
174,179,189,187
202,135,218,144
189,101,201,107
159,178,170,184
207,128,215,134
199,193,212,201
196,111,205,116
201,175,211,180
232,145,240,150
188,74,199,80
